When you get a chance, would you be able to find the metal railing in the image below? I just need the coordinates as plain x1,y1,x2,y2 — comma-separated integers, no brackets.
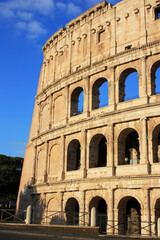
0,209,26,223
41,211,157,237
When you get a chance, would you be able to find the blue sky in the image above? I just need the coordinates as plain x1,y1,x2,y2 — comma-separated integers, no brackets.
0,0,121,158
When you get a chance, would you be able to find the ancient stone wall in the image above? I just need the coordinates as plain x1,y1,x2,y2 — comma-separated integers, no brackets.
17,0,160,236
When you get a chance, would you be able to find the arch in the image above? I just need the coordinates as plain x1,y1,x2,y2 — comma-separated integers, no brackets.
54,95,66,123
155,198,160,235
89,196,107,232
118,128,140,165
92,78,108,110
152,124,160,163
40,104,50,131
70,87,84,116
151,60,160,95
89,134,107,168
67,139,81,171
49,144,61,175
65,198,79,225
118,196,141,235
36,150,45,178
119,68,139,102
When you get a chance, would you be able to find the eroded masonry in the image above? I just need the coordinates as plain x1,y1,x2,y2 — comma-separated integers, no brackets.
17,0,160,236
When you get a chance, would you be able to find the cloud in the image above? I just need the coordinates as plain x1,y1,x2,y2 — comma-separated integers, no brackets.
56,2,82,16
16,11,33,21
16,20,46,39
0,0,54,17
0,0,54,40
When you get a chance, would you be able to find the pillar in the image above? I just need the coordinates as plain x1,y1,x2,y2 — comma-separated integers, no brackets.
81,130,87,178
109,66,116,110
26,205,32,224
91,207,96,227
141,188,151,236
44,141,49,183
157,218,160,237
141,118,149,166
140,56,148,101
65,85,69,121
84,76,90,117
107,189,114,234
61,135,65,180
107,124,115,176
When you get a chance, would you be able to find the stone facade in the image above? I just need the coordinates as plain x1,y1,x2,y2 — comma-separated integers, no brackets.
17,0,160,236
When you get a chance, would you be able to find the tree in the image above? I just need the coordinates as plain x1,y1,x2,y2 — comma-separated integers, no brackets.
0,154,23,203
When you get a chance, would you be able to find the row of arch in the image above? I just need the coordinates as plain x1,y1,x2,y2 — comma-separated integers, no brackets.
67,126,160,171
71,61,160,116
47,195,160,235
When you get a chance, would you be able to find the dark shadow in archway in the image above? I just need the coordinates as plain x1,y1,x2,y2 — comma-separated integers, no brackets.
65,198,79,225
118,196,141,235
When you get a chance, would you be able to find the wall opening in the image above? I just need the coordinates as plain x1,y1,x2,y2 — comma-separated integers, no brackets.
155,198,160,235
89,196,107,233
118,196,141,235
151,61,160,95
118,128,140,165
67,139,81,171
89,134,107,168
92,78,108,110
71,87,84,116
152,124,160,163
65,198,79,225
119,68,139,102
155,7,160,20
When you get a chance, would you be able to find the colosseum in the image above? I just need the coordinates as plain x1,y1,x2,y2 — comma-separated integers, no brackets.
17,0,160,236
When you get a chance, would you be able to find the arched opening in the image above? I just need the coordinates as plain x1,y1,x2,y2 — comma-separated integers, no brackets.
151,61,160,95
89,134,107,168
155,198,160,235
92,78,108,110
118,196,141,235
65,198,79,225
89,197,107,233
70,87,84,116
119,68,139,102
67,139,81,171
152,124,160,163
118,128,140,165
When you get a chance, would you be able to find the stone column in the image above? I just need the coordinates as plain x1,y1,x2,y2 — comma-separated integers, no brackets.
107,124,115,176
84,76,90,117
32,145,37,184
107,189,114,234
91,207,96,227
26,205,32,224
65,85,69,123
141,188,151,236
109,66,116,110
157,218,160,237
81,130,87,178
37,103,40,135
61,135,65,180
44,141,49,183
50,55,53,82
141,118,149,166
41,62,46,89
140,56,148,102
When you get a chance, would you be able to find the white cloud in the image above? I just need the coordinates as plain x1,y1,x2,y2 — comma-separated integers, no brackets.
15,20,46,40
0,0,53,40
27,21,47,39
56,2,82,16
56,2,66,10
0,0,54,17
16,11,33,21
67,3,81,16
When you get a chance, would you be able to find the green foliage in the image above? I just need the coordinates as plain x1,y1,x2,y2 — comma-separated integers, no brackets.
0,154,23,202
